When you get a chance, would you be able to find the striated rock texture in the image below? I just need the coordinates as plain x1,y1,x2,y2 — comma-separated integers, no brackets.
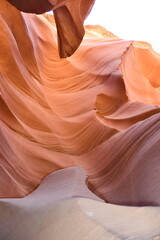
1,1,160,239
6,0,95,57
0,0,160,210
1,167,160,240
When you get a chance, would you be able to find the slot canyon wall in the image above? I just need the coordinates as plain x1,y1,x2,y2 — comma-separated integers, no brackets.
0,0,160,239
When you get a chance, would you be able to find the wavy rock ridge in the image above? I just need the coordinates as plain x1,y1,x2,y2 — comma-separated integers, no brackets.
1,167,160,240
7,0,96,57
0,0,160,209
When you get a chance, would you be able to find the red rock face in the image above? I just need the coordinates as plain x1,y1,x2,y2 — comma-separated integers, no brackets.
0,0,160,209
7,0,53,13
6,0,95,58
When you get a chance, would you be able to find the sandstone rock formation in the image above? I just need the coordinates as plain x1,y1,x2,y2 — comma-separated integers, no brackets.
7,0,95,57
1,0,160,204
0,0,160,238
1,167,160,240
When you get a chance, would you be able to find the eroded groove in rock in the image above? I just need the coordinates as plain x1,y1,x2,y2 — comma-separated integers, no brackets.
0,167,160,240
0,0,160,209
6,0,95,57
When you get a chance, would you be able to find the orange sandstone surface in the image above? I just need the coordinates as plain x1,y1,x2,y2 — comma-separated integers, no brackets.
7,0,95,57
1,0,160,203
0,0,160,238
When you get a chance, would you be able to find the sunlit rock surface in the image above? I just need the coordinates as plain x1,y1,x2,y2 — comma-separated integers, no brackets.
0,0,160,238
6,0,95,57
1,0,160,204
1,167,160,240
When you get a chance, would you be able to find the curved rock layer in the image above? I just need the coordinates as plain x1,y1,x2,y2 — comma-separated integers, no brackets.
0,167,160,240
6,0,95,57
0,0,160,208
